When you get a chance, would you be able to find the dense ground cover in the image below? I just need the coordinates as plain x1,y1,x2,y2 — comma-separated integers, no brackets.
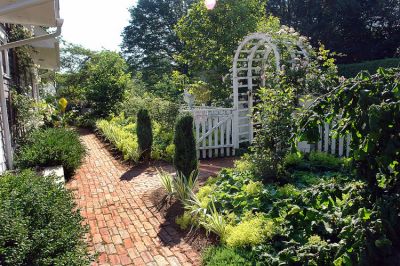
15,128,86,177
0,170,90,265
96,114,175,163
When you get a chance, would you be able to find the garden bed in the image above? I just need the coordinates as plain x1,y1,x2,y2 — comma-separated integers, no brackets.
149,187,218,252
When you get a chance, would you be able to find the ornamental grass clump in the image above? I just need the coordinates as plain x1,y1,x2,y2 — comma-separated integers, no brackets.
136,109,153,161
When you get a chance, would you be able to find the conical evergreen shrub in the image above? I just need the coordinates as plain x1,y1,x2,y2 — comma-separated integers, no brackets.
137,109,153,161
174,114,198,177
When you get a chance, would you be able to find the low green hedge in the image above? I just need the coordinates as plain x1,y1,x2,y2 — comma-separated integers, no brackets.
96,114,174,163
0,170,90,265
338,58,400,78
15,128,85,177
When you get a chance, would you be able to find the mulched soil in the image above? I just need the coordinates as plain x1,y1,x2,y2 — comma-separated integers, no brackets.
149,187,219,252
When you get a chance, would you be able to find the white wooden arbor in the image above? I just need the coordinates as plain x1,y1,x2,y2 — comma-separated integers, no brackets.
191,33,350,158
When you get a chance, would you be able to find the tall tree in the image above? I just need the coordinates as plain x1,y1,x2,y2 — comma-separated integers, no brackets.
121,0,194,87
266,0,400,63
85,51,131,117
175,0,267,100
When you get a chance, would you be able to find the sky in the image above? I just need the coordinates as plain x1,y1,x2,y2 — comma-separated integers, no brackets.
59,0,137,51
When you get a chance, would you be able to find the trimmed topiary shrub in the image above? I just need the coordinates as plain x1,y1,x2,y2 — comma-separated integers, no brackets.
136,109,153,161
15,128,85,177
173,114,198,177
0,170,90,265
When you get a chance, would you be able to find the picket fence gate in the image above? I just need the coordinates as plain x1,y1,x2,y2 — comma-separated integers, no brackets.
189,107,351,159
191,108,236,159
186,33,351,159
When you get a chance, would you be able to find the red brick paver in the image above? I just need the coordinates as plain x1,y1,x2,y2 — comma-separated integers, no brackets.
67,132,233,266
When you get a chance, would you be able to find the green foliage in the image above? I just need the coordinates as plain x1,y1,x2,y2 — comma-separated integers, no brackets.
0,170,90,265
175,211,192,230
158,169,174,198
176,0,267,100
173,114,198,177
225,215,275,248
97,114,174,163
11,91,49,141
120,79,180,130
121,0,194,88
136,109,153,161
267,0,400,63
152,70,189,100
15,128,85,177
173,171,199,204
158,169,198,207
284,152,345,172
200,201,227,239
339,58,400,78
248,87,297,181
297,67,400,191
198,170,268,216
201,246,252,266
195,167,400,265
85,51,131,117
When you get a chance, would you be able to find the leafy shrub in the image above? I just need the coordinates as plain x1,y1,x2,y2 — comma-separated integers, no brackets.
0,170,90,265
284,151,344,172
297,67,400,191
201,246,252,266
85,51,130,117
96,114,174,162
200,169,268,216
248,87,297,181
96,118,140,162
242,180,263,196
176,211,192,230
308,151,343,170
136,109,153,161
338,58,400,78
174,114,198,177
15,128,85,177
120,90,180,130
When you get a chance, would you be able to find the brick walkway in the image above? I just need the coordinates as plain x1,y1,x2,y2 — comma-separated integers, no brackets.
67,132,234,266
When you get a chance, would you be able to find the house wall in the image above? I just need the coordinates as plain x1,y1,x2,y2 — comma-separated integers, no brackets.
0,25,10,173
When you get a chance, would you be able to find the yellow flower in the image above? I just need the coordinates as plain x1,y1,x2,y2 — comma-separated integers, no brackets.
58,98,68,113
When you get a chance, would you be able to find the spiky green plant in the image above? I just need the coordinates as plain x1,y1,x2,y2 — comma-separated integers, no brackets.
200,200,227,239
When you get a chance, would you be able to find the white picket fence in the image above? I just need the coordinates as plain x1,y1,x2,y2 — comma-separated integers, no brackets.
188,107,351,159
191,108,236,159
298,122,351,157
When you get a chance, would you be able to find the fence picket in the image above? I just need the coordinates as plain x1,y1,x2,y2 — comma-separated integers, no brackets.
207,117,212,158
324,123,329,152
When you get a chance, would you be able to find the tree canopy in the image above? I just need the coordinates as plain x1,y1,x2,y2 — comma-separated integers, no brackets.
176,0,267,100
121,0,194,87
266,0,400,63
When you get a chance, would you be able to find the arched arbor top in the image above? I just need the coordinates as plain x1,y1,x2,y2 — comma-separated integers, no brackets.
232,32,309,143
